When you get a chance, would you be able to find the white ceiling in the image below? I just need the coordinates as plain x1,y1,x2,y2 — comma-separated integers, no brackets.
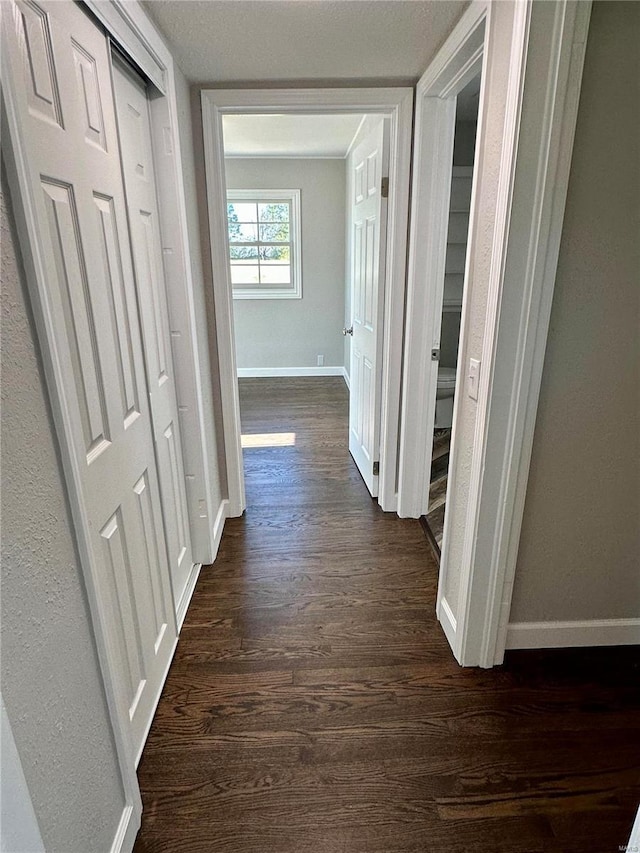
222,113,366,158
142,1,469,84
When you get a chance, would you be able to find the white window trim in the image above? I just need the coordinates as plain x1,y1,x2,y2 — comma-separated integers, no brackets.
227,188,302,300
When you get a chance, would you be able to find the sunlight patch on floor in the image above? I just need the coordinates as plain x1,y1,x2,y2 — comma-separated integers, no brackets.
241,432,296,448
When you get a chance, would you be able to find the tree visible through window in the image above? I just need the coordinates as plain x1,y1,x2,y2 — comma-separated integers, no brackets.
226,189,302,299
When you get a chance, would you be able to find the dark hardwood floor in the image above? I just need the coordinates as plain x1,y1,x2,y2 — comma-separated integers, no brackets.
134,377,639,853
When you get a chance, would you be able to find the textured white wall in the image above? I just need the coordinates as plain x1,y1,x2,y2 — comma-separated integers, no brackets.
510,1,640,622
1,173,125,852
225,158,346,370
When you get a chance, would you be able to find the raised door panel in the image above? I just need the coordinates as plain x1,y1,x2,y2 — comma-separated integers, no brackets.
71,38,107,151
361,357,374,461
14,0,63,127
137,207,170,389
93,193,142,430
40,179,111,463
100,507,147,722
353,221,364,325
364,216,377,331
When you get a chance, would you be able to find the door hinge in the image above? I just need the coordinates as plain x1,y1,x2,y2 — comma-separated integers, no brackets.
381,177,389,198
373,461,380,476
431,348,440,361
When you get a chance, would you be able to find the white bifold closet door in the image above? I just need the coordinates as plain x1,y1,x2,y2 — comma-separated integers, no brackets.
3,0,177,763
112,56,193,610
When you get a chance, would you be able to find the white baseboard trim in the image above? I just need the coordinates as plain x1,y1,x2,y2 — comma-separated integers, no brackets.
176,562,202,632
135,635,179,767
111,804,139,853
437,596,458,654
211,498,228,560
237,366,345,378
506,618,640,650
342,366,350,390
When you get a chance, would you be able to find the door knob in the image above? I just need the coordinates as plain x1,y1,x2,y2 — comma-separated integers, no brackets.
343,326,353,336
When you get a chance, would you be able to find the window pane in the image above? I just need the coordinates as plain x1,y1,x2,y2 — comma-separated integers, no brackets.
259,223,290,243
230,245,258,260
260,261,291,285
260,245,290,261
230,262,260,284
227,202,257,222
229,223,258,242
258,202,289,223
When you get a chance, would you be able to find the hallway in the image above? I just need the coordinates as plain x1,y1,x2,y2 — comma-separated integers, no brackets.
134,378,638,853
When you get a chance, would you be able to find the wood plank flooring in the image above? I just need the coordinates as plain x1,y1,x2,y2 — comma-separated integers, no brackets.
134,377,639,853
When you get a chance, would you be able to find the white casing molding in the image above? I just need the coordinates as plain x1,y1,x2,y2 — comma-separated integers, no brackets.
437,597,458,654
200,87,413,517
506,619,640,650
109,805,138,853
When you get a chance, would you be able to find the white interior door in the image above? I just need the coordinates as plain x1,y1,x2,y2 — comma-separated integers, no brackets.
348,119,389,495
3,0,177,762
112,57,193,610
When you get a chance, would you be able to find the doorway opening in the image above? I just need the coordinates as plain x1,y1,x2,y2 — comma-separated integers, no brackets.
201,89,413,518
219,112,392,500
421,74,480,556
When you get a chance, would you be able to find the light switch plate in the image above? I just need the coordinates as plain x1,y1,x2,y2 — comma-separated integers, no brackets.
468,358,481,401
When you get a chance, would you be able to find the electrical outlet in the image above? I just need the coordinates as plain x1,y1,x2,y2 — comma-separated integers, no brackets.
317,354,324,367
468,358,481,401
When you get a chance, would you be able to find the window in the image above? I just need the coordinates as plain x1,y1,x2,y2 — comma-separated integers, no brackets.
226,189,302,299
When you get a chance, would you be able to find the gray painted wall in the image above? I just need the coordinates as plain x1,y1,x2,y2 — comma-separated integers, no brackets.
225,158,346,370
510,0,640,622
1,172,125,852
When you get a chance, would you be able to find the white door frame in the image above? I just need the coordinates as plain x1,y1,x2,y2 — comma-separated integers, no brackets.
2,1,215,848
397,0,592,666
200,88,413,517
397,3,485,522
